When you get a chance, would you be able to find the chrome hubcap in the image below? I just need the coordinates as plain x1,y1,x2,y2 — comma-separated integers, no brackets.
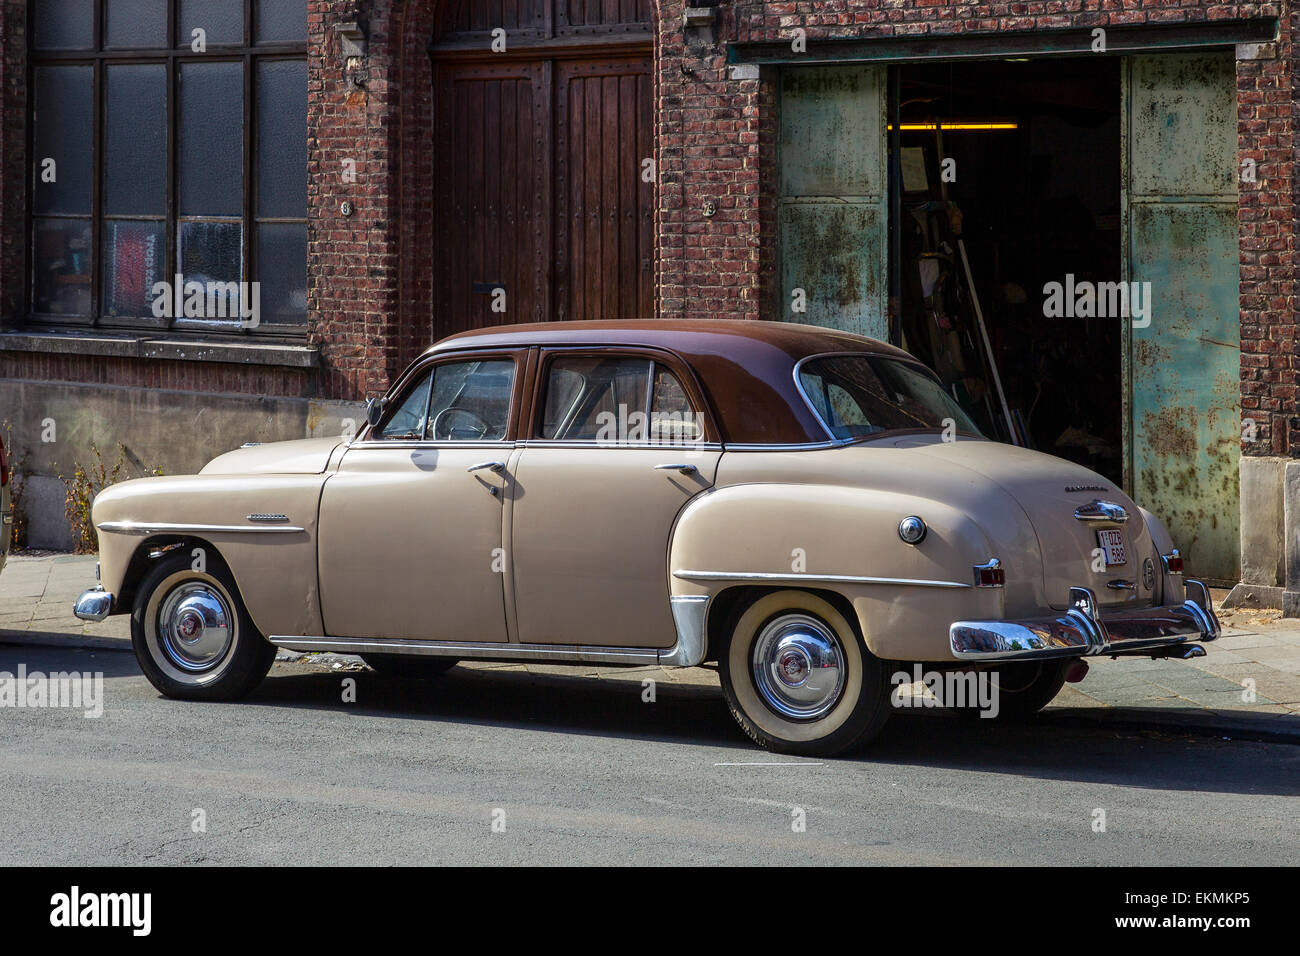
158,582,233,672
751,613,846,720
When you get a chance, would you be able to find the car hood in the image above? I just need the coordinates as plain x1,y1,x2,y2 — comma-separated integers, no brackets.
200,438,344,476
889,435,1155,609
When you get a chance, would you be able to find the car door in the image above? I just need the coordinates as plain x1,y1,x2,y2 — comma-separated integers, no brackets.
509,349,722,648
317,352,521,641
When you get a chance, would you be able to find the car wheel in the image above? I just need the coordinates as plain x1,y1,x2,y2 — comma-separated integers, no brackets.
719,590,890,757
131,552,275,701
362,654,458,678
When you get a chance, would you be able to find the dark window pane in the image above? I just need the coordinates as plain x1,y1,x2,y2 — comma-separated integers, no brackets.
180,0,243,47
256,222,306,324
33,219,93,315
106,0,169,48
257,0,307,44
105,65,167,216
179,62,244,217
256,60,307,219
178,220,244,319
33,0,94,50
541,357,652,441
102,220,165,319
428,361,515,441
32,67,93,216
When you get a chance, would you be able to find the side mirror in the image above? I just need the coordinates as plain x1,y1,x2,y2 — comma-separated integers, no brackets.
365,396,387,428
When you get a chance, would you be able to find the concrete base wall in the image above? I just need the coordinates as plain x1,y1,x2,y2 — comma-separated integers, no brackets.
1224,455,1299,616
1,378,364,549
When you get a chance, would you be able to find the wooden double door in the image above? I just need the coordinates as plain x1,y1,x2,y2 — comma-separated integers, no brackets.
431,1,654,333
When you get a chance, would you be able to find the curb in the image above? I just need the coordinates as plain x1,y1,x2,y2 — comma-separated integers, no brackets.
1041,707,1300,746
0,630,133,654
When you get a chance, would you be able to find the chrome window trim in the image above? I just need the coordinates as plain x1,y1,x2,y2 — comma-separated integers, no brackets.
99,521,307,536
673,569,971,589
791,352,984,445
346,440,520,451
515,440,724,451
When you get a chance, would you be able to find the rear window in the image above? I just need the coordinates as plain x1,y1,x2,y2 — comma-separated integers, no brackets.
798,355,981,440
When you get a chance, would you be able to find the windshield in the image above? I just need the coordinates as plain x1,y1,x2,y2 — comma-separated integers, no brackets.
797,355,982,440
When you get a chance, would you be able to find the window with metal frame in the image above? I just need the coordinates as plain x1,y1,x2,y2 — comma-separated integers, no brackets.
28,0,307,336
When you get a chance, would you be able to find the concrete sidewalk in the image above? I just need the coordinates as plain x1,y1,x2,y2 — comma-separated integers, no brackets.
2,552,1299,742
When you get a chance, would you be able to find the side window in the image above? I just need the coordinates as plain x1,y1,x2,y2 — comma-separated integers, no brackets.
539,355,702,445
427,358,515,441
373,370,432,441
650,367,704,444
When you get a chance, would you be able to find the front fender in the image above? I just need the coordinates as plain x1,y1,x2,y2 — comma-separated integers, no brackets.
92,474,327,636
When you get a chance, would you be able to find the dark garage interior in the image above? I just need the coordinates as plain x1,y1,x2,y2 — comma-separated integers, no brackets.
895,58,1124,485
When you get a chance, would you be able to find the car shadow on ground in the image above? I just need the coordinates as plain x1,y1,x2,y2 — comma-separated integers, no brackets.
247,662,1300,798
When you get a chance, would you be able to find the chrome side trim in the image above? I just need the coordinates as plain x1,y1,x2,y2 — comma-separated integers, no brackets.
268,635,662,666
672,569,970,589
1073,499,1130,523
99,521,307,536
73,587,114,622
661,595,710,667
722,440,857,452
246,513,290,523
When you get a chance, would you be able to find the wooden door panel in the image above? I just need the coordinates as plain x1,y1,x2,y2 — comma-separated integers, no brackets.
554,57,653,321
433,61,550,332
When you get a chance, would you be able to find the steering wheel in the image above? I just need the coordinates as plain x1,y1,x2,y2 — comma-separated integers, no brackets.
430,406,492,441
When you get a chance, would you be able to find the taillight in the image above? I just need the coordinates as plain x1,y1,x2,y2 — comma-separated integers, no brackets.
0,434,8,487
1162,550,1184,574
974,559,1004,588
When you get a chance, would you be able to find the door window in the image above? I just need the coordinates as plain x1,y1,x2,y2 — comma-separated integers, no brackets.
373,358,515,441
427,359,515,441
539,356,703,445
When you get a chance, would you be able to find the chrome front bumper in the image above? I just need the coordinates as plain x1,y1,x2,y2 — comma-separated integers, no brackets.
73,587,115,623
949,579,1220,662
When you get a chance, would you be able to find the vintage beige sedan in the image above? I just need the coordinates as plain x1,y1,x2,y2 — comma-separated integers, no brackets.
75,320,1219,755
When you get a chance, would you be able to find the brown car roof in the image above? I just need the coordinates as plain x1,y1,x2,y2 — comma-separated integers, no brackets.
425,319,918,445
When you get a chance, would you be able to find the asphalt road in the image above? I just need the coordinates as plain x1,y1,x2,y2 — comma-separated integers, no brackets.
1,642,1297,866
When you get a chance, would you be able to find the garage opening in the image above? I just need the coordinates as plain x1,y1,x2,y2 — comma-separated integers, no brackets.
894,58,1123,485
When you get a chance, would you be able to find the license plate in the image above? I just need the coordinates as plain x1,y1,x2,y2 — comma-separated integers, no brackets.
1096,529,1127,566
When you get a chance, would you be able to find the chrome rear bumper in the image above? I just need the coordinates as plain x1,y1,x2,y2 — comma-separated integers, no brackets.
73,587,115,623
949,579,1219,662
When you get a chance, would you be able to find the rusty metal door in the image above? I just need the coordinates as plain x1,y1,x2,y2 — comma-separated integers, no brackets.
778,66,888,339
1125,52,1240,581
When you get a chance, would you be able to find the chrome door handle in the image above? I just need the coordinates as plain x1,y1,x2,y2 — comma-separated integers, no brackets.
467,461,506,474
654,464,698,475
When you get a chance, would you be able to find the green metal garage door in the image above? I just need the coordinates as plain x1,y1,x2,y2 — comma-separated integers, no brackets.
1125,52,1240,582
778,65,888,340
